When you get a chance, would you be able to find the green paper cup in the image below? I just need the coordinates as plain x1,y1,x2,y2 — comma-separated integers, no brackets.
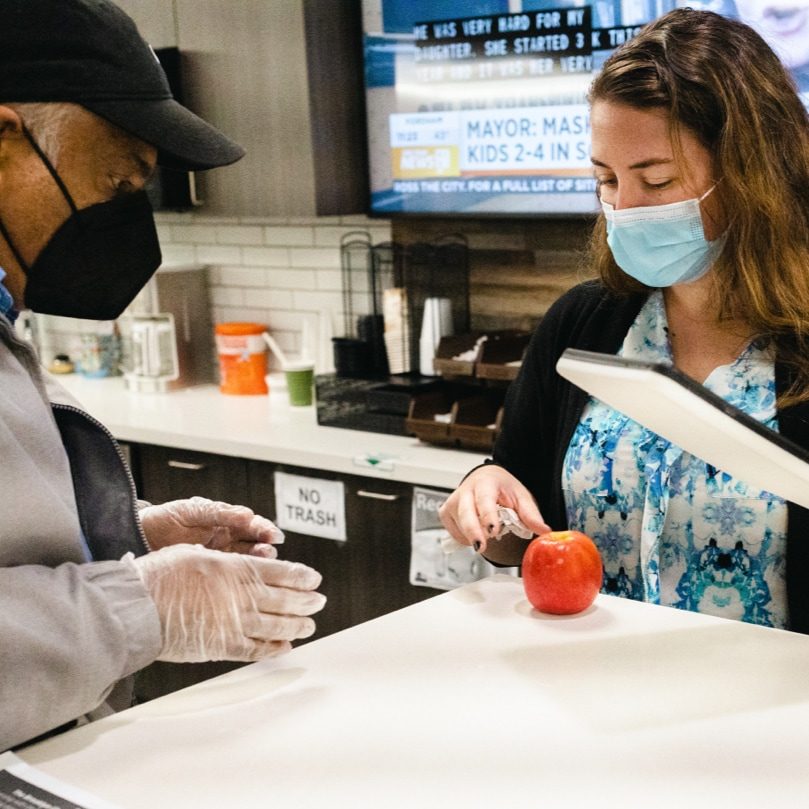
284,362,315,406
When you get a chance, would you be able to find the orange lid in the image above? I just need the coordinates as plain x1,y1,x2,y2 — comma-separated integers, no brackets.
215,322,266,336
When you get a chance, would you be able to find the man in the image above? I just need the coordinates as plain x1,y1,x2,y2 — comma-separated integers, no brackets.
0,0,325,751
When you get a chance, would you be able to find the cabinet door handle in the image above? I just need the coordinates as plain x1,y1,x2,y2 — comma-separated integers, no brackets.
356,490,399,501
167,460,207,471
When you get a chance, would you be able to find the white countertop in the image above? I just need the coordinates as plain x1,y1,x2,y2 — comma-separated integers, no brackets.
20,575,809,808
54,374,485,489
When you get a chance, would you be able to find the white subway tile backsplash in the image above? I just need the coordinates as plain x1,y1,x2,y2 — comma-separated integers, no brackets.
271,330,297,352
237,216,294,226
264,309,319,332
216,306,273,325
313,227,351,248
266,268,318,290
196,244,243,264
216,225,264,245
217,266,270,287
178,215,240,226
287,215,338,226
170,223,217,243
210,286,244,306
154,211,196,225
291,290,342,311
263,226,315,246
159,244,197,264
246,288,295,310
289,248,341,269
241,246,290,267
315,270,343,291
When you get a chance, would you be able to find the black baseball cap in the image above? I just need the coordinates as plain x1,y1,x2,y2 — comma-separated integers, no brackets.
0,0,245,170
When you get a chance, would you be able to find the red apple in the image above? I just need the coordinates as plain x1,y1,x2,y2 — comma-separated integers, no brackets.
522,530,603,615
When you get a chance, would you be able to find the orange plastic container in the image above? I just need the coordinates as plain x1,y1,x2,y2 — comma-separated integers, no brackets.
215,322,269,395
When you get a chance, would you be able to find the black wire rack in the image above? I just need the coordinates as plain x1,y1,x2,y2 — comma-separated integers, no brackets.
336,231,470,379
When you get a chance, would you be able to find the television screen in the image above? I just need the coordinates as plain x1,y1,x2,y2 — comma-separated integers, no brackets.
362,0,809,216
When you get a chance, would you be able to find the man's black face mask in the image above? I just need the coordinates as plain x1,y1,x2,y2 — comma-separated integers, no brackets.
0,126,161,321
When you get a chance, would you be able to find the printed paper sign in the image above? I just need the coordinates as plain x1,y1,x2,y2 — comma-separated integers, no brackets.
0,753,121,809
274,471,346,541
410,486,507,590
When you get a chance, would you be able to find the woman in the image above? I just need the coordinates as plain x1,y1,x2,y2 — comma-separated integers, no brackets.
439,8,809,631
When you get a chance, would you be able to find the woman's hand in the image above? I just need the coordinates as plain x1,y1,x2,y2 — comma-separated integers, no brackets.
439,465,551,562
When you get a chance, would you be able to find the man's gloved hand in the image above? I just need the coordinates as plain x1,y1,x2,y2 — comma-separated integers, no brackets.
139,496,284,558
128,544,326,662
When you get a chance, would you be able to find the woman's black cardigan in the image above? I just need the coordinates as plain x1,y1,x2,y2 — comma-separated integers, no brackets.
491,280,809,634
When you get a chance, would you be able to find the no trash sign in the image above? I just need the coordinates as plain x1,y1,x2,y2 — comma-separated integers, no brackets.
273,471,346,541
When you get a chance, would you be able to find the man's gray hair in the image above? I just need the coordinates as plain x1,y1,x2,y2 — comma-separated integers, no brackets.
9,102,78,166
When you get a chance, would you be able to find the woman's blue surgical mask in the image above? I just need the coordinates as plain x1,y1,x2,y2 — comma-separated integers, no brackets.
602,184,725,287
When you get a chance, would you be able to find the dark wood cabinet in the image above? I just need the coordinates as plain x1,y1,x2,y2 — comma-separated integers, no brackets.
345,477,442,622
135,444,250,505
114,0,368,217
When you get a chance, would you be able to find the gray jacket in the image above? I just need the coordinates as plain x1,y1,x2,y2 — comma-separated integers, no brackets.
0,317,162,751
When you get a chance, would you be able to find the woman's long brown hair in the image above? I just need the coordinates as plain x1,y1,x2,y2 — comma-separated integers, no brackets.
588,8,809,406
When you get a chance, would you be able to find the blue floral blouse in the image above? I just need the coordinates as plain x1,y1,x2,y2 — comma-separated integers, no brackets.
0,268,17,323
562,291,788,628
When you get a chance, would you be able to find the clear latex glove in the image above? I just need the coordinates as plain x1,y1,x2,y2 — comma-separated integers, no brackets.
139,496,284,558
128,544,326,662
